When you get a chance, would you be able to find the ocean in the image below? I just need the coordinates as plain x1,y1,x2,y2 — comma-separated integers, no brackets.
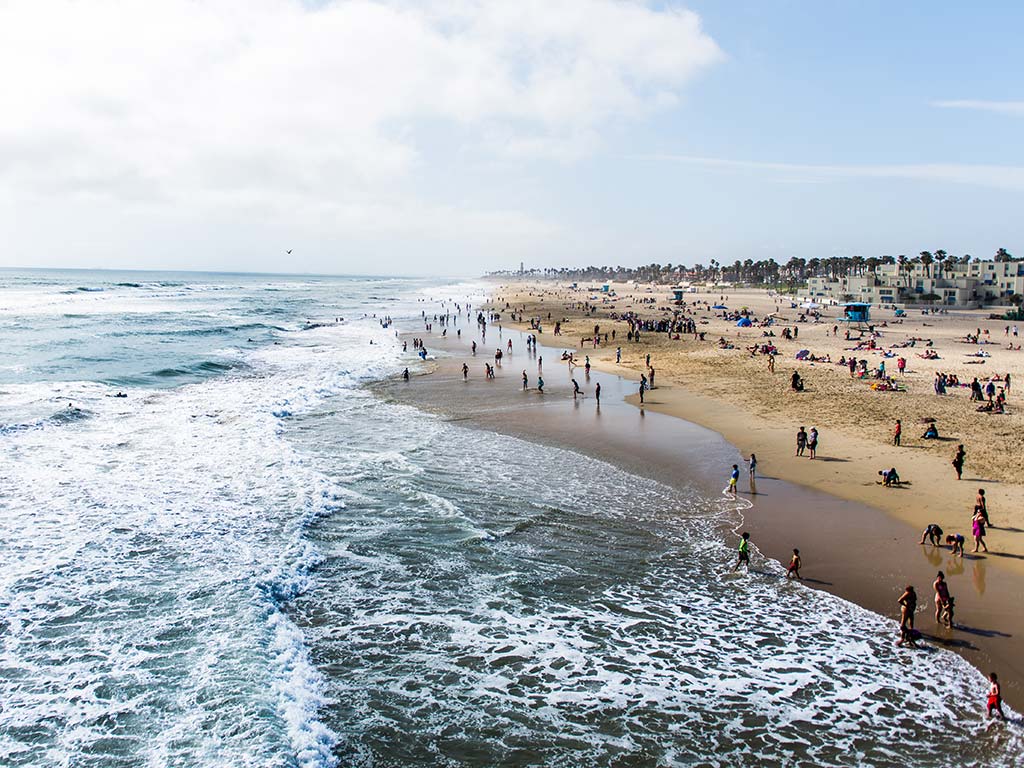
0,269,1019,767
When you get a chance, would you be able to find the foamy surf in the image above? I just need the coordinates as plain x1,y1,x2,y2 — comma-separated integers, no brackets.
0,271,1021,767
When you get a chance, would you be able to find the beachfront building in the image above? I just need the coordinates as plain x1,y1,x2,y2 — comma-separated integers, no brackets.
807,259,1024,308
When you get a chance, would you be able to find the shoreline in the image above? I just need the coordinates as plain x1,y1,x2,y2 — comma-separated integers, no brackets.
377,316,1024,711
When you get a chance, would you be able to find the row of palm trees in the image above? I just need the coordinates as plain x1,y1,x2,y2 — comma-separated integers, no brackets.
495,248,1016,287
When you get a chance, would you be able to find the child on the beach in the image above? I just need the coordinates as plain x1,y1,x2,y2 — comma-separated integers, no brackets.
733,532,750,571
787,549,802,580
728,464,739,496
987,673,1006,721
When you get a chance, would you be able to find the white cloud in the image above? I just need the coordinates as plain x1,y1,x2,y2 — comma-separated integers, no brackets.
0,0,721,271
931,100,1024,116
648,155,1024,191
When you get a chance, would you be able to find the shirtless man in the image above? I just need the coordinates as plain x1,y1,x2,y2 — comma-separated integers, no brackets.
896,585,917,647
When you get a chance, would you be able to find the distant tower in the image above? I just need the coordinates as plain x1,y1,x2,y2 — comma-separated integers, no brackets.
519,261,524,275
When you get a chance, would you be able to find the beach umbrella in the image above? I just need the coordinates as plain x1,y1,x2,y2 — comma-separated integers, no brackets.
736,318,752,327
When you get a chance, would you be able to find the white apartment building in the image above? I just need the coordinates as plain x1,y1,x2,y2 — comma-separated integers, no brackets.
807,260,1024,308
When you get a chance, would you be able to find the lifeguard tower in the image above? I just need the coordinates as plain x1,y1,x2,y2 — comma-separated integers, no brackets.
601,283,610,293
671,286,685,302
841,302,871,331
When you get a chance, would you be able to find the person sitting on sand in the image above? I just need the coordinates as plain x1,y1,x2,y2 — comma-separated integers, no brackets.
921,423,939,439
919,523,943,546
791,371,804,392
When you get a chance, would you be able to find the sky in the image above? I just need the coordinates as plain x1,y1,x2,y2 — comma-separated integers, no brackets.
0,0,1021,276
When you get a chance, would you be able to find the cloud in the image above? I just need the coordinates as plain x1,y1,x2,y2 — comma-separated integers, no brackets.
931,100,1024,116
0,0,721,269
646,155,1024,191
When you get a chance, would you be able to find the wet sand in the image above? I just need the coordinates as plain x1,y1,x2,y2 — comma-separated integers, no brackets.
376,327,1024,710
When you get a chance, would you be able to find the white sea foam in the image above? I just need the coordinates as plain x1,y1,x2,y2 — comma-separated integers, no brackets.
2,273,1022,767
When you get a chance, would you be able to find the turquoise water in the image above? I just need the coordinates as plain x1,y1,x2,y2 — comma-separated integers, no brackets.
0,270,1019,767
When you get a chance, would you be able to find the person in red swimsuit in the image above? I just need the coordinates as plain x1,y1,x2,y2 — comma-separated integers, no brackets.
987,673,1006,721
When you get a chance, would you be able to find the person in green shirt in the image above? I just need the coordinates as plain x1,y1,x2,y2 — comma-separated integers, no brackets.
733,532,750,571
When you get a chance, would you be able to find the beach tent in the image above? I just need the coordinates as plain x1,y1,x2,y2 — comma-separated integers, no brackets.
800,301,822,310
736,317,752,327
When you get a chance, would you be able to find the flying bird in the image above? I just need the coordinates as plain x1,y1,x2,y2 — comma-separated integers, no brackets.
286,249,293,254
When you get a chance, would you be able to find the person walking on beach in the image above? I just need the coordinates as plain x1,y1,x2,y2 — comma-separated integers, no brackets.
786,549,802,579
747,453,757,493
933,571,951,625
639,375,647,404
952,444,966,480
972,508,988,553
616,347,621,363
896,585,917,647
537,375,544,393
988,673,1006,721
767,354,775,374
807,427,818,459
892,419,901,446
728,464,739,496
976,488,990,527
595,381,601,404
572,379,581,400
733,532,750,571
522,370,528,390
796,427,807,457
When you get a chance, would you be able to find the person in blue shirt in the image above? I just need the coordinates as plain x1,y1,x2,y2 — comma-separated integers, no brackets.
728,464,740,496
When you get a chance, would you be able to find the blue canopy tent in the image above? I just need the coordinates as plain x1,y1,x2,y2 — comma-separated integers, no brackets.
736,317,752,327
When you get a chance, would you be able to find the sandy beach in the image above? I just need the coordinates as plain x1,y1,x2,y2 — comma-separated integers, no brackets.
376,287,1024,710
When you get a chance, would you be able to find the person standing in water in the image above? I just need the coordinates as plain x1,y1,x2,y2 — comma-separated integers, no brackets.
786,549,802,580
522,370,528,390
572,379,581,400
733,532,750,571
462,363,469,381
728,464,739,496
537,375,544,393
933,571,951,625
987,673,1006,721
639,375,647,404
896,585,917,647
747,453,758,494
595,381,601,404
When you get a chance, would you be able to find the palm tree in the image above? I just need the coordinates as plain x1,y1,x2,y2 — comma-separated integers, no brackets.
995,247,1014,262
897,255,908,288
934,249,947,279
919,251,933,277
